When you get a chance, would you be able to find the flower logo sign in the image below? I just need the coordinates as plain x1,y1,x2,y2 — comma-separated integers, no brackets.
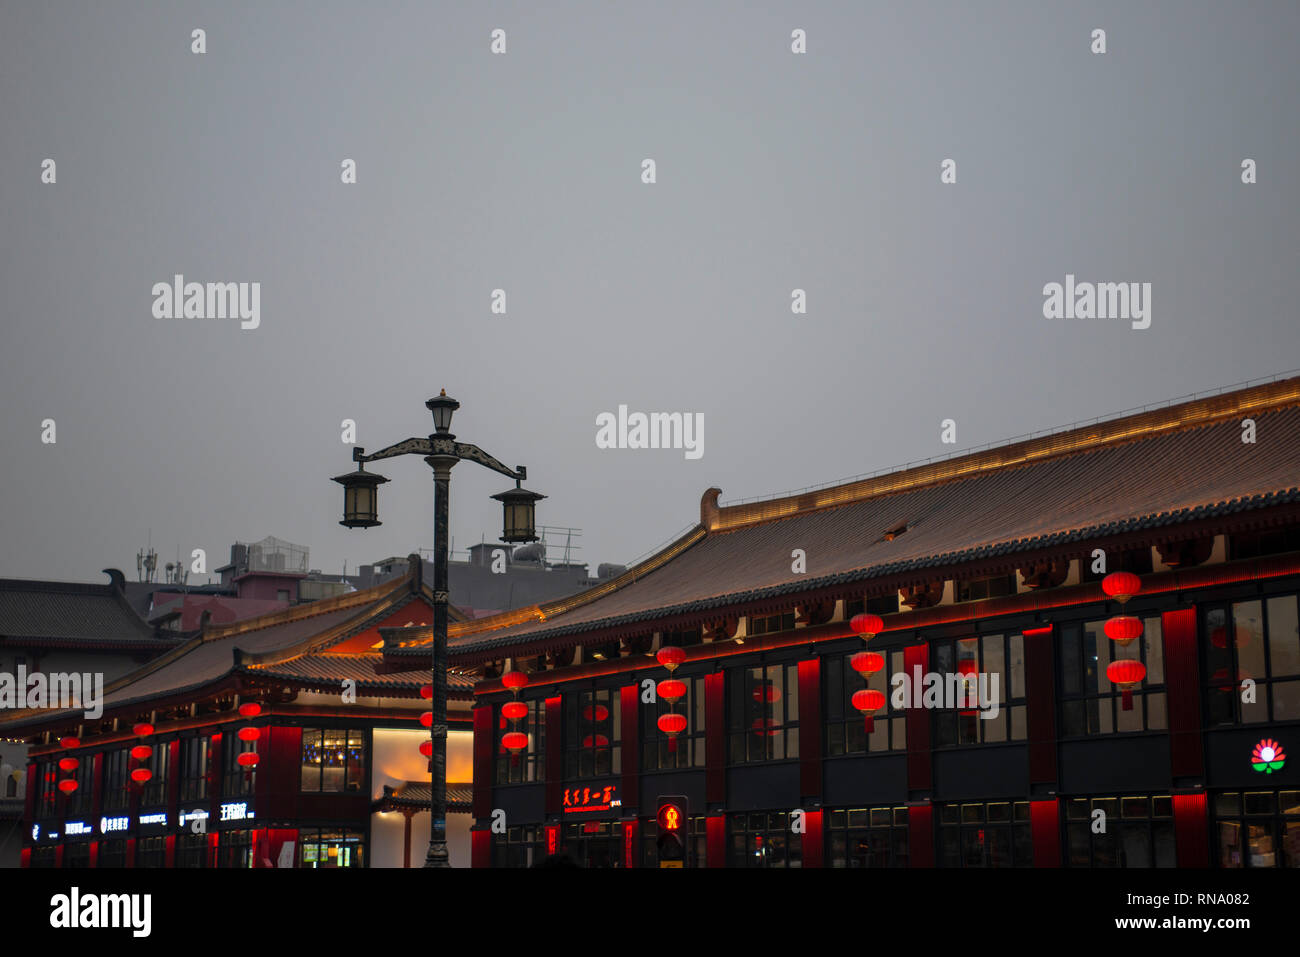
1250,738,1286,775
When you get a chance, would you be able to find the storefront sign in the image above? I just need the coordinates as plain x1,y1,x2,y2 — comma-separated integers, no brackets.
562,785,620,814
64,821,92,836
220,801,252,822
179,808,209,827
1251,738,1286,774
139,812,168,826
100,816,129,833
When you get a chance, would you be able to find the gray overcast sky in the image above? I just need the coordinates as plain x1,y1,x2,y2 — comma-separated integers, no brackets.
1,1,1297,584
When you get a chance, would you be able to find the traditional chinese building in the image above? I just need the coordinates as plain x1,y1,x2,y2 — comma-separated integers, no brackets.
6,375,1300,868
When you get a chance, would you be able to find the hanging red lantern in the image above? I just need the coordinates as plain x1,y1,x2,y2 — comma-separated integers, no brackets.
238,702,262,718
502,731,529,764
501,671,529,693
132,722,155,737
237,752,260,768
1106,659,1147,711
657,679,687,704
130,745,153,761
752,681,781,704
657,712,688,752
582,704,610,723
852,688,887,733
850,651,885,677
420,684,433,699
419,740,432,758
237,727,260,742
59,736,81,749
850,613,884,641
581,734,610,749
58,757,79,772
656,646,686,672
501,701,528,722
130,768,152,784
1104,615,1143,646
419,711,433,728
58,779,78,794
1101,571,1141,604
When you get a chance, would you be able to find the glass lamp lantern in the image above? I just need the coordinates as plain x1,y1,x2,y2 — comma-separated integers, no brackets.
332,463,389,528
491,482,546,543
426,390,460,435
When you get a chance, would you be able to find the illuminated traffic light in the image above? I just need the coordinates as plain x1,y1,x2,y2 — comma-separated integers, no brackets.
656,796,688,868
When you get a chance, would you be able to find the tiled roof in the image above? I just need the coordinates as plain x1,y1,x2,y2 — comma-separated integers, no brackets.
434,377,1300,658
246,653,477,696
374,782,472,812
0,578,161,646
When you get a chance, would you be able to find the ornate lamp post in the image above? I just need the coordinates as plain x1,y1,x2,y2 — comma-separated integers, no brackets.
332,390,543,867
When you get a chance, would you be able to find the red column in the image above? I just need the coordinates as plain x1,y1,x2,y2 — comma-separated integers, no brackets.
706,813,726,868
166,740,181,822
471,704,493,820
164,834,174,868
1030,799,1062,867
1163,609,1204,778
802,809,823,868
89,842,99,868
471,828,491,868
908,805,934,867
797,659,822,800
1023,626,1058,784
623,819,639,868
125,838,135,868
545,824,559,857
544,697,563,816
620,684,639,813
904,644,931,790
1173,793,1210,866
91,752,104,823
705,673,725,804
23,761,36,825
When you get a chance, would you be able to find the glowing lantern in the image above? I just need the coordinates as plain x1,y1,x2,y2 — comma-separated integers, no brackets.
58,757,79,772
420,684,433,699
583,704,610,723
1101,571,1141,604
58,779,78,794
237,727,260,742
581,734,610,749
419,740,432,758
752,681,781,704
131,768,152,784
238,702,262,718
236,752,259,768
1106,659,1147,711
501,701,528,722
420,711,433,728
852,688,887,733
501,671,529,694
850,651,885,677
60,736,81,749
130,745,153,761
657,679,687,704
132,722,155,737
502,731,529,763
657,712,688,752
656,646,686,672
1104,615,1143,646
850,613,884,641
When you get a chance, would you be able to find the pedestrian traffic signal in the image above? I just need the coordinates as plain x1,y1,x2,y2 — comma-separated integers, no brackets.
656,797,687,867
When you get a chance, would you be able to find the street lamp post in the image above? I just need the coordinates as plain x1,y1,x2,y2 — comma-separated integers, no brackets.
332,390,543,868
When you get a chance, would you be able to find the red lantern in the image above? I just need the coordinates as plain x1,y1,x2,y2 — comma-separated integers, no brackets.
132,722,155,737
582,704,610,723
750,717,780,737
752,682,781,704
1211,626,1250,650
1101,571,1141,604
850,613,884,640
420,684,433,699
852,688,887,733
59,736,80,749
656,646,686,672
501,671,529,693
501,701,528,722
657,679,687,704
657,712,688,752
236,752,259,768
419,711,433,728
581,734,610,749
237,727,260,742
1106,659,1147,711
1104,615,1143,646
58,757,79,772
238,702,262,718
850,651,885,677
58,779,78,794
130,745,153,761
419,740,432,758
130,768,152,784
502,731,529,764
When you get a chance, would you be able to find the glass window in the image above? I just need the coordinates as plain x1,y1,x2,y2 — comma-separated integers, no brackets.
937,801,1032,867
139,741,170,808
932,634,1027,746
496,698,546,784
176,833,210,868
643,674,705,770
826,806,909,867
134,836,166,868
564,689,621,779
299,828,365,868
825,649,906,756
300,729,367,792
102,749,130,812
223,730,258,797
178,735,211,803
1205,596,1300,725
728,662,800,764
97,839,128,868
1215,790,1300,868
1060,617,1166,737
1065,794,1175,867
493,825,544,868
728,811,801,868
218,829,256,869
